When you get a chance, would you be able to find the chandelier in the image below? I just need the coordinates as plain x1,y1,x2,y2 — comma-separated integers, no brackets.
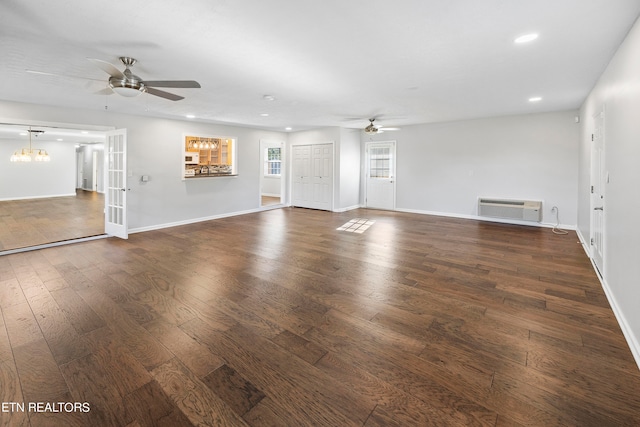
10,128,51,162
187,137,219,150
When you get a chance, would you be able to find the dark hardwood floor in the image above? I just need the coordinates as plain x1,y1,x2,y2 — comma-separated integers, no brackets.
0,190,105,252
1,207,639,426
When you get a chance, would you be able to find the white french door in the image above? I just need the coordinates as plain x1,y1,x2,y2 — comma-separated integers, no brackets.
590,109,605,276
104,129,128,239
366,141,396,210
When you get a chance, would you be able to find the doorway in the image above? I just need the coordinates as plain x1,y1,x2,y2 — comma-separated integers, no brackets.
260,140,285,207
0,122,111,253
365,141,396,210
590,107,606,277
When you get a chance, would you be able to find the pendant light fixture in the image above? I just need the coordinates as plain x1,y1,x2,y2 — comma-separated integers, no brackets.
186,137,219,150
9,128,51,162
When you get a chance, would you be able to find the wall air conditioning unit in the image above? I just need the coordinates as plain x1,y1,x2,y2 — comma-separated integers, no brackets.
478,198,542,222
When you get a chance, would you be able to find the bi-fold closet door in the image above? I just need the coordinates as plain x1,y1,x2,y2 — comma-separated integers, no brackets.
292,143,333,211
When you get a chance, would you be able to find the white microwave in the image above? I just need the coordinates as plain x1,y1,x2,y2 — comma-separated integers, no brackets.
185,151,200,164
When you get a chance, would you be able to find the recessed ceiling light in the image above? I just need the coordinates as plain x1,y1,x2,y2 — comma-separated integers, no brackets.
57,138,63,141
19,132,27,136
515,33,539,44
285,127,292,131
186,114,195,119
529,96,542,102
81,131,89,134
263,95,276,101
260,113,269,117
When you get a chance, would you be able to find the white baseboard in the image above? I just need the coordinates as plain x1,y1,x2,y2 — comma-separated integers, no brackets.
394,207,576,230
0,234,109,256
0,193,77,202
128,206,273,234
576,230,640,370
333,204,361,213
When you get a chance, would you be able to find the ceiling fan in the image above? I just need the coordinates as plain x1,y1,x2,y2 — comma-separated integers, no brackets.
364,118,400,135
89,57,200,101
27,57,201,101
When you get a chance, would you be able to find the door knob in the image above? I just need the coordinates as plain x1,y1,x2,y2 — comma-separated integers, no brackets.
594,207,603,211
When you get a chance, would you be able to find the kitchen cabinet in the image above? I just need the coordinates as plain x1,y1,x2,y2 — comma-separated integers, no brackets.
184,135,236,178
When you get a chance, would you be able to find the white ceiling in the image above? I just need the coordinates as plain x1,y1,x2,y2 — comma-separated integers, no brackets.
1,0,639,133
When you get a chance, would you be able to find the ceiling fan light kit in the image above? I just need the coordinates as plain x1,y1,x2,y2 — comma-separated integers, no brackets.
91,56,200,101
109,79,146,97
364,120,379,135
363,118,401,134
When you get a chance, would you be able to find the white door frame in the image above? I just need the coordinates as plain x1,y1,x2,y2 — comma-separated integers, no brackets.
104,129,128,239
259,139,285,206
365,140,396,210
590,107,605,277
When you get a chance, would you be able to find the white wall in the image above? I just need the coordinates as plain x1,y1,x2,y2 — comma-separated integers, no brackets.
261,176,281,196
0,100,287,230
363,111,580,227
0,139,76,200
578,17,640,365
338,128,361,210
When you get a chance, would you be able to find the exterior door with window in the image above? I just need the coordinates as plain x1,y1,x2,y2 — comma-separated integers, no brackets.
591,109,605,276
366,141,396,210
104,129,128,239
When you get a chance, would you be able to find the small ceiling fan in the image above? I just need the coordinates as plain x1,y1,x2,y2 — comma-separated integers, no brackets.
364,118,400,135
89,57,200,101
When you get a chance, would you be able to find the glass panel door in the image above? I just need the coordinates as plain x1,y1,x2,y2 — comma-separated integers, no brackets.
104,129,128,239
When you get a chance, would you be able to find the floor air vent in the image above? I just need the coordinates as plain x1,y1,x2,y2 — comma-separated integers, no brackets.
478,198,542,222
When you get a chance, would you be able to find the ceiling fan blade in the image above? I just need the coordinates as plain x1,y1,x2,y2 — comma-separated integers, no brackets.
146,87,184,101
87,58,124,79
143,80,201,88
26,69,103,82
379,127,400,131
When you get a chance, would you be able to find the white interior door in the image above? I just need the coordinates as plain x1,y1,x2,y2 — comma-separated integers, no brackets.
104,129,128,239
292,145,312,206
590,110,605,276
292,144,333,210
311,144,333,210
366,141,396,210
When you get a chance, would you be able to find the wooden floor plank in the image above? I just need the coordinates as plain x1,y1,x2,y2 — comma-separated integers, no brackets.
2,301,43,348
143,317,225,378
75,286,173,370
0,359,29,427
12,338,69,403
151,357,248,427
23,285,92,365
59,353,128,426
